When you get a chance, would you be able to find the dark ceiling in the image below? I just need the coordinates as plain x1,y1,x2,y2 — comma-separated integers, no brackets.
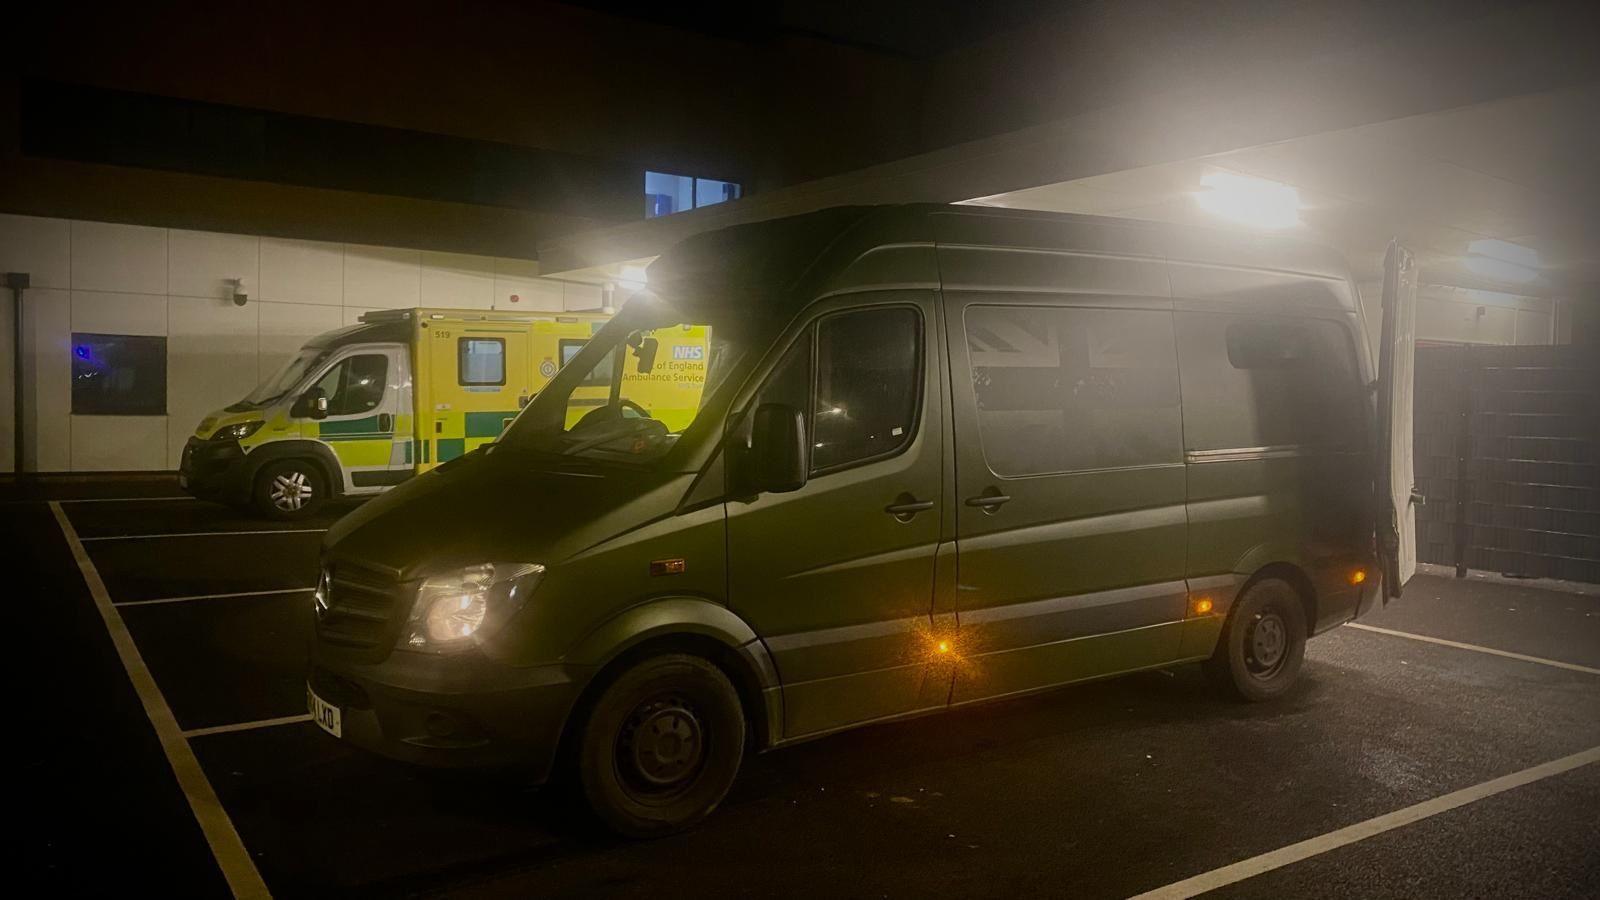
551,0,1059,58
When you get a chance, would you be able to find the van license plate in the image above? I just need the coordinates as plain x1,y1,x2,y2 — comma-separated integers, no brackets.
307,685,342,738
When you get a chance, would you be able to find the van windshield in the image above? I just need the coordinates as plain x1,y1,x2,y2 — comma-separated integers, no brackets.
502,292,746,464
234,348,328,409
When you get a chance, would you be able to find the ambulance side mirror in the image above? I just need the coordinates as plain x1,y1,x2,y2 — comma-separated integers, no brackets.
295,387,329,420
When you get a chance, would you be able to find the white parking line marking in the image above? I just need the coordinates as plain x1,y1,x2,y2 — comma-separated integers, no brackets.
1128,745,1600,900
82,528,327,542
50,502,271,900
1347,622,1600,676
115,587,316,608
184,714,314,739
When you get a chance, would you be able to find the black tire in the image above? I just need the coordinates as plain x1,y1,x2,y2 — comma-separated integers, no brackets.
575,653,745,838
252,459,327,520
1204,577,1308,702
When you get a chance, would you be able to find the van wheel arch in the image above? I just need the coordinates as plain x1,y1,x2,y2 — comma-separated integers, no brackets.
559,633,773,772
1238,562,1317,638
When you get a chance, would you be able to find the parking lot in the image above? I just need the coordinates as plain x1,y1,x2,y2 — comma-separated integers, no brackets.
18,481,1600,899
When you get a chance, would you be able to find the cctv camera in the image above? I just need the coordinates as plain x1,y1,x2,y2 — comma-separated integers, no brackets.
232,291,250,307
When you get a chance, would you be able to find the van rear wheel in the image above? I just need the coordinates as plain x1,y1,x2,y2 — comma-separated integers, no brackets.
575,653,744,838
1205,577,1307,702
253,459,326,520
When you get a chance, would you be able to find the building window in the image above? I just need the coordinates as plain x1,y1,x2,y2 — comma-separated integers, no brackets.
71,333,167,416
645,170,742,218
458,338,506,386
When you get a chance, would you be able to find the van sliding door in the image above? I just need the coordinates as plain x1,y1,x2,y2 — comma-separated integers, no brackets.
945,297,1190,704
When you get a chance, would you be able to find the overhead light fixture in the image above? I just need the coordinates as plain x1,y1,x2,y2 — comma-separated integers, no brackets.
1463,239,1540,284
1193,172,1302,229
618,265,648,291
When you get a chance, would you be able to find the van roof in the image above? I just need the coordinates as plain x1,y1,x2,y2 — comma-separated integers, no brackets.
645,203,1358,316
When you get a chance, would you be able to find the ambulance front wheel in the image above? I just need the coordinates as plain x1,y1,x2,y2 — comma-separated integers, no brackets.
253,459,327,520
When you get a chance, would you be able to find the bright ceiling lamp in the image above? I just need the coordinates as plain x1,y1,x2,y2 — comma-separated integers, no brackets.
1193,172,1302,229
1463,238,1540,284
617,264,648,291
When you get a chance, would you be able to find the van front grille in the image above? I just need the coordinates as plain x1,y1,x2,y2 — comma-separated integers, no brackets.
316,559,404,655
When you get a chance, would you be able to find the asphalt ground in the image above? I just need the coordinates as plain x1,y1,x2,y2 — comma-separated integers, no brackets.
13,481,1599,899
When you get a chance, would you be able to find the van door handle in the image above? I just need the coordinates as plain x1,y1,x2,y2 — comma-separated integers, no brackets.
884,494,935,522
965,490,1011,513
378,413,393,433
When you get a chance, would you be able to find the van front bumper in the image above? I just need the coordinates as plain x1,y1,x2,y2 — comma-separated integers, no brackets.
179,436,250,503
308,644,592,781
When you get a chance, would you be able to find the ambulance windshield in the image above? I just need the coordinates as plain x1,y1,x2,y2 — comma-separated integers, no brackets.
237,348,329,408
503,292,744,464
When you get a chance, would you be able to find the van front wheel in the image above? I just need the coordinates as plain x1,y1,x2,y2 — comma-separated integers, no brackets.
576,653,745,838
253,459,326,520
1205,577,1307,702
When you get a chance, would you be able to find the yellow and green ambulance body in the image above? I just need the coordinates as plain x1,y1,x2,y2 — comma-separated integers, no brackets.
181,307,707,518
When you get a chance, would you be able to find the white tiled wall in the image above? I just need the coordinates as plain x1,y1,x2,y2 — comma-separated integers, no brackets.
0,213,596,472
260,238,343,305
70,221,168,295
420,251,496,309
344,245,421,309
1356,281,1557,351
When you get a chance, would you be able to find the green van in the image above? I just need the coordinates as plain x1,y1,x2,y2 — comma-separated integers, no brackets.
307,205,1419,836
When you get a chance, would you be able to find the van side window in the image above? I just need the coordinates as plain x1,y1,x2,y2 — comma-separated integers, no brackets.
312,354,387,417
813,307,921,471
964,306,1181,476
751,333,812,422
747,306,922,475
1176,313,1363,450
458,338,506,386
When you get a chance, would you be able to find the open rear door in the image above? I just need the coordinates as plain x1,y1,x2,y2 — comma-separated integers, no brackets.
1375,239,1419,600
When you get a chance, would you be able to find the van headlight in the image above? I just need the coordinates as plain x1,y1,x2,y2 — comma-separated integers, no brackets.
211,420,264,441
403,562,544,652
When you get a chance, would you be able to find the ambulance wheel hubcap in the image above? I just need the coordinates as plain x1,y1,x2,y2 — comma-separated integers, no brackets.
270,471,314,511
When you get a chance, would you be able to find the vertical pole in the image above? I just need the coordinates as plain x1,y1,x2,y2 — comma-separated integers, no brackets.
1452,344,1473,578
5,272,29,478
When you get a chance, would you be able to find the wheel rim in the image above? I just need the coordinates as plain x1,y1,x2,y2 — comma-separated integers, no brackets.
269,470,314,511
1244,609,1289,679
616,694,706,799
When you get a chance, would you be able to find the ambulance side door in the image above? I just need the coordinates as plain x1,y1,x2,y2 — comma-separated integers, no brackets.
425,326,530,463
299,343,408,493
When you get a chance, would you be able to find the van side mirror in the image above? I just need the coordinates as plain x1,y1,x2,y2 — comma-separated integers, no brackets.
295,387,329,420
747,403,808,494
